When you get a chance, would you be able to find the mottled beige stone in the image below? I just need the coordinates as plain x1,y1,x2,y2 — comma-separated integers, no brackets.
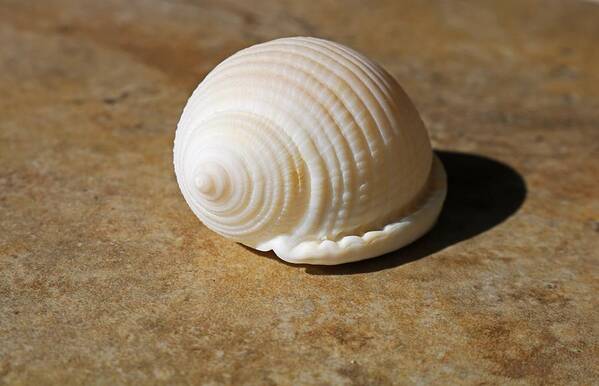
0,0,598,385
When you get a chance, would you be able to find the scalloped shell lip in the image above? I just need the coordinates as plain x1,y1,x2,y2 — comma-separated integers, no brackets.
255,155,447,265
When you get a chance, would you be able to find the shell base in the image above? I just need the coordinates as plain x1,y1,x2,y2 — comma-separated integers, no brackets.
256,155,447,265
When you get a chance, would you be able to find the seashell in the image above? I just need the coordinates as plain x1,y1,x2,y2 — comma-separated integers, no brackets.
174,37,446,265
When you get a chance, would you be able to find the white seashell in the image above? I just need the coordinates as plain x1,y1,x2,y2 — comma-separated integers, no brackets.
174,37,446,265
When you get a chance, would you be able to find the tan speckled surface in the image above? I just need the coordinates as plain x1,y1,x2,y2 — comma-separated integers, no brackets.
1,0,598,384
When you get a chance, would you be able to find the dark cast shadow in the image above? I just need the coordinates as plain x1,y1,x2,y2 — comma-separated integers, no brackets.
303,150,527,275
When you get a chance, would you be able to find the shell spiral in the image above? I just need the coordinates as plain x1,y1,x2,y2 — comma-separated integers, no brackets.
174,37,446,265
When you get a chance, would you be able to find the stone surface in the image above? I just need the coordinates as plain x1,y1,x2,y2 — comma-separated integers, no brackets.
1,0,598,384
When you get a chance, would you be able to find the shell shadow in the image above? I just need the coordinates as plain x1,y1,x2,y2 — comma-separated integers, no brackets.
302,150,527,275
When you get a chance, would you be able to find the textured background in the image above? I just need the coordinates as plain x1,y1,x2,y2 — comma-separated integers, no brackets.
1,0,598,384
